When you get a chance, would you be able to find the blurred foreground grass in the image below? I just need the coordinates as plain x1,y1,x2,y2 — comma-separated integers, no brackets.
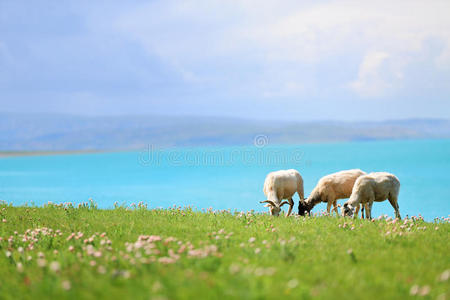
0,202,448,300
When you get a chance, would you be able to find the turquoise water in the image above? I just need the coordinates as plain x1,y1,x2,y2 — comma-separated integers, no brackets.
1,139,449,220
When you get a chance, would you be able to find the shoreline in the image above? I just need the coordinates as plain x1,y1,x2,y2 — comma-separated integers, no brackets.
0,149,117,158
1,137,449,158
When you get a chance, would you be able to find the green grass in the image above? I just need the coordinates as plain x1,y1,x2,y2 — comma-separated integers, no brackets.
0,202,448,300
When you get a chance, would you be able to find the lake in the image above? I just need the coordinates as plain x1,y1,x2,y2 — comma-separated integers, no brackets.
1,139,449,220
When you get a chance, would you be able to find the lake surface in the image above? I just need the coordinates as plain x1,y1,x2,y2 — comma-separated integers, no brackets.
1,139,449,220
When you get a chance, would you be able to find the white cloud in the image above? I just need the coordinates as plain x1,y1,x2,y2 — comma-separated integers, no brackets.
112,0,450,99
349,51,391,97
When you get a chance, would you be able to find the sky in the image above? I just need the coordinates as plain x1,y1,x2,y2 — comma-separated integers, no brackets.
1,0,450,121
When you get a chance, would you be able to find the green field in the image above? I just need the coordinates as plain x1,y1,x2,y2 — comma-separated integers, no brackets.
0,202,448,299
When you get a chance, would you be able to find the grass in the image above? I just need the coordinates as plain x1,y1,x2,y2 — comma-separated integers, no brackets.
0,201,448,300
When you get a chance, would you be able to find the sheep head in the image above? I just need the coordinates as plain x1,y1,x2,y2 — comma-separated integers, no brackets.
298,198,313,216
342,203,355,217
260,200,289,216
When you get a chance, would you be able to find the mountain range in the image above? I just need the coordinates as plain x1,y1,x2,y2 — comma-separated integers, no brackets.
1,113,449,151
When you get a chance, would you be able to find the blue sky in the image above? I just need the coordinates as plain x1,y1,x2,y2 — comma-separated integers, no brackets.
1,0,449,121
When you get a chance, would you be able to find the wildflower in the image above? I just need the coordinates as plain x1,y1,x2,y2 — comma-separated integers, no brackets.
89,260,97,267
410,285,419,295
177,245,186,254
27,255,32,261
158,257,176,264
53,250,59,255
419,285,430,296
5,251,12,258
97,266,107,274
287,279,299,289
152,281,163,292
49,261,61,273
440,270,450,282
62,280,71,291
255,248,261,254
229,264,240,275
254,268,265,276
16,262,24,273
265,267,276,276
68,246,74,252
38,252,45,258
122,270,131,279
37,259,47,268
2,219,6,223
17,247,24,253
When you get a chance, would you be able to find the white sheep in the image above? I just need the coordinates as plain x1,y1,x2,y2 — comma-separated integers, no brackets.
260,169,304,217
342,172,401,219
299,169,366,216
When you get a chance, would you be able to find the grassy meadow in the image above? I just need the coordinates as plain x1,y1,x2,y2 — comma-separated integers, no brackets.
0,201,448,300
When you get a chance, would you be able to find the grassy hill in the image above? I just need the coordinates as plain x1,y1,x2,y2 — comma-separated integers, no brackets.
0,202,448,299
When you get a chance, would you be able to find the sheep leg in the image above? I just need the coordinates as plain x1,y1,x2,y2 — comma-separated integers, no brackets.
361,204,365,219
365,202,373,220
285,198,294,217
326,201,332,215
332,200,339,216
354,205,360,218
388,197,401,220
297,182,305,202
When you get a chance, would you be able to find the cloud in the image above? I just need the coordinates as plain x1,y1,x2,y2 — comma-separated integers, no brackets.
349,51,391,97
114,0,450,99
1,0,449,120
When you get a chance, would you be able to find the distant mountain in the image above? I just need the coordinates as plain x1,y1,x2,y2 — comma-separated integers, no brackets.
1,113,449,151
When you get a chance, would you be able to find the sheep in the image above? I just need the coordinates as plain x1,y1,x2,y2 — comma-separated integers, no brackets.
260,169,304,217
342,172,400,220
298,169,366,216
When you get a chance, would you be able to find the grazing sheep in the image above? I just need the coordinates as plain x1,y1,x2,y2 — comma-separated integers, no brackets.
298,169,366,216
260,169,304,217
342,172,401,219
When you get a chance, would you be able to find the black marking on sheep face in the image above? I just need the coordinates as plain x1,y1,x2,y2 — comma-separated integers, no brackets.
298,200,313,216
342,203,353,217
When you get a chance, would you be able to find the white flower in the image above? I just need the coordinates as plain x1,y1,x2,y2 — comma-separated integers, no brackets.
37,259,46,267
16,262,24,273
287,279,299,289
61,280,71,291
49,261,60,272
